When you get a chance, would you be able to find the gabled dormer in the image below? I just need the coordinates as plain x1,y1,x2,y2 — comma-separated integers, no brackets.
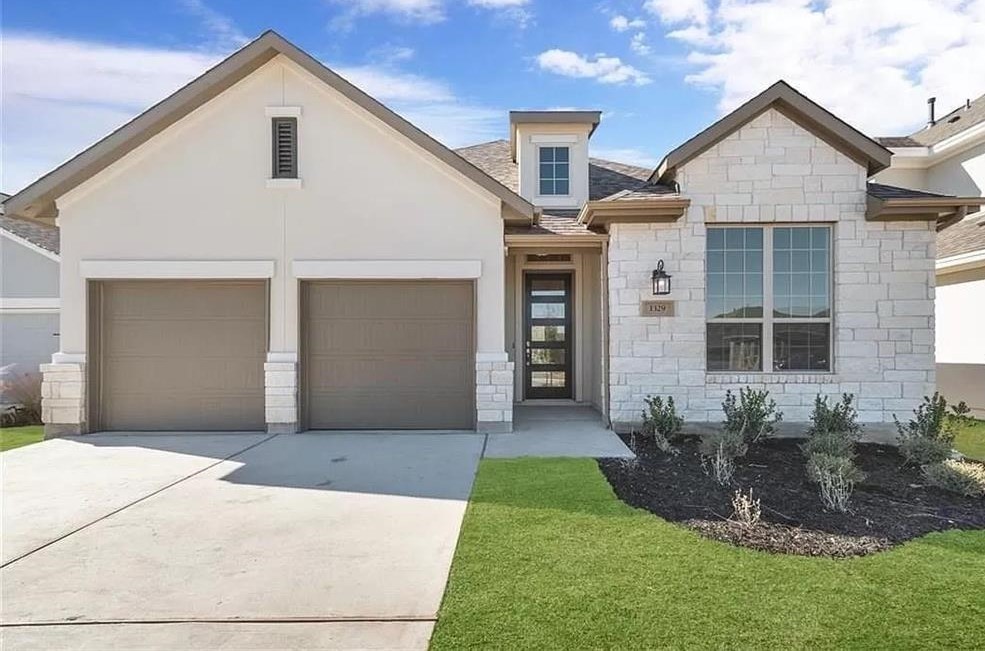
510,111,601,209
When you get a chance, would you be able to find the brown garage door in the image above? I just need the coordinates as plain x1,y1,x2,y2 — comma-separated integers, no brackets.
91,280,266,431
302,281,474,429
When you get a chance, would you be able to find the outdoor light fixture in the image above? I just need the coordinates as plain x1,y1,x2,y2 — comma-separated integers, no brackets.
652,260,672,295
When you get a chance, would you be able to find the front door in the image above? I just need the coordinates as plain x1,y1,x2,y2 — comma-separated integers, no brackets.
524,273,573,399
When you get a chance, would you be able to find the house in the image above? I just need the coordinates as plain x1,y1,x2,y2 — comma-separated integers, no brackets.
0,192,60,402
874,95,985,417
5,31,983,438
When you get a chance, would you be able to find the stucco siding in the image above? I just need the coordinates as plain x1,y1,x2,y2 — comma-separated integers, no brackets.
608,108,936,435
871,166,928,192
926,140,985,197
1,237,59,299
1,312,59,378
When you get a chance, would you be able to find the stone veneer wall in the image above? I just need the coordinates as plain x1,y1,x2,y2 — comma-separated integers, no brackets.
608,109,936,439
40,362,86,437
264,360,298,433
476,358,514,432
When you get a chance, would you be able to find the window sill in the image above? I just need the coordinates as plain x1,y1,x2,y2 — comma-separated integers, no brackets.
706,372,837,384
266,178,302,189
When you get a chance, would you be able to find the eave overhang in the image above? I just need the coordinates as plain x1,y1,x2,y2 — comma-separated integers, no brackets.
865,195,985,232
576,198,691,231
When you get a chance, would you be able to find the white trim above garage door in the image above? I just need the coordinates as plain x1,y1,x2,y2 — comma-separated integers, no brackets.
79,260,276,279
292,260,481,279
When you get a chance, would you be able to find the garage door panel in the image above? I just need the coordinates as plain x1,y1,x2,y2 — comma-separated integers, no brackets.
96,281,266,431
304,281,474,430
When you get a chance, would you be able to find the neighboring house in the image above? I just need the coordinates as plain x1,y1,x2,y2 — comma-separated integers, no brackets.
874,95,985,417
5,31,983,437
0,192,61,402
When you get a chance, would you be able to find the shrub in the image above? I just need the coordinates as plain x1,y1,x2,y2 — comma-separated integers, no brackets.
899,436,954,467
699,429,747,486
895,393,970,445
807,394,862,439
730,488,761,527
722,387,782,445
0,371,42,425
922,460,985,498
802,431,856,458
806,453,865,513
641,395,684,453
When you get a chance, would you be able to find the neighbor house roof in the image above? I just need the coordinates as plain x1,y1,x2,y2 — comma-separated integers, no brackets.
0,214,60,255
4,30,535,224
938,215,985,260
652,81,893,184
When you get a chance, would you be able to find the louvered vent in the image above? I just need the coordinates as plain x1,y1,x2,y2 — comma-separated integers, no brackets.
271,117,298,178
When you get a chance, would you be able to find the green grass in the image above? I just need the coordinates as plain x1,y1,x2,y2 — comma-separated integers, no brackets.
0,425,45,451
432,458,985,650
954,418,985,461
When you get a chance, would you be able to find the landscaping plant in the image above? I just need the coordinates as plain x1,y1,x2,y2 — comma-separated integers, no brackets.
640,395,684,453
0,372,42,426
895,393,971,466
803,394,864,512
922,459,985,498
730,487,761,528
722,387,782,445
699,429,747,486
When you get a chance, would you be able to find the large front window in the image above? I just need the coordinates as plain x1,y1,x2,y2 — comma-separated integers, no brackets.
706,225,831,372
538,146,570,195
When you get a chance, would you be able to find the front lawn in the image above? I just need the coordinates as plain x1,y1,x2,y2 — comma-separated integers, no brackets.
432,458,985,649
0,425,45,452
955,418,985,461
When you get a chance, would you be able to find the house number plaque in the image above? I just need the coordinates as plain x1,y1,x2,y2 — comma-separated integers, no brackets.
640,300,675,317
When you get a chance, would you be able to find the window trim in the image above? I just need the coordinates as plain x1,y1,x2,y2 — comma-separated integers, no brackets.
706,223,834,374
536,145,571,197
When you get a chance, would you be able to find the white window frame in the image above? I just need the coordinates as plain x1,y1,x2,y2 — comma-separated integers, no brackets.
536,145,571,197
706,223,833,374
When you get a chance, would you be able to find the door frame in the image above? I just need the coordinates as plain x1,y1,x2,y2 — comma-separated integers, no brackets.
523,271,574,399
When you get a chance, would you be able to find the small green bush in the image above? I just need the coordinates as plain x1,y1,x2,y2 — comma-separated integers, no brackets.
895,393,970,445
899,436,954,466
922,460,985,497
802,431,856,458
807,394,862,439
722,387,782,445
641,395,684,453
806,453,865,512
700,429,748,486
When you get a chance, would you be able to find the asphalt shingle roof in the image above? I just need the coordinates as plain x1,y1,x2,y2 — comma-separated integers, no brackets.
866,183,948,200
0,214,60,255
877,94,985,148
938,216,985,259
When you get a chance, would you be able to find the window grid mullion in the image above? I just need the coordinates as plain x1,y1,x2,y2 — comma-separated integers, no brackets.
763,226,774,372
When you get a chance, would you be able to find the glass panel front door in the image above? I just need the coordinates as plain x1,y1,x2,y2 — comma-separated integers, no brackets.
524,273,573,399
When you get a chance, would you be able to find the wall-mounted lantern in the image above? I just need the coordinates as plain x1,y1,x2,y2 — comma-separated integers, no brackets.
651,260,672,295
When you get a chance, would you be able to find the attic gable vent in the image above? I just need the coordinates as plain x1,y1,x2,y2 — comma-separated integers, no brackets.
271,117,298,179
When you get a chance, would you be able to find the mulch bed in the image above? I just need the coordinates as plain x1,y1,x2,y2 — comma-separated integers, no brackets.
598,435,985,558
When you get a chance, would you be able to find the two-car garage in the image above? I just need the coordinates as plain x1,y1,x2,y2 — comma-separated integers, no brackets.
87,279,475,432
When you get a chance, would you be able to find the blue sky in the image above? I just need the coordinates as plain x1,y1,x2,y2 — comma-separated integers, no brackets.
3,0,983,193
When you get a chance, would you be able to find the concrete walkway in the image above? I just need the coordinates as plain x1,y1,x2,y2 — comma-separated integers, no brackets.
1,432,483,650
484,406,634,458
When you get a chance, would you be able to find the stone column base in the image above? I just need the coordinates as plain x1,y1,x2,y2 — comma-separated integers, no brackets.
265,359,299,434
476,357,514,433
41,362,87,438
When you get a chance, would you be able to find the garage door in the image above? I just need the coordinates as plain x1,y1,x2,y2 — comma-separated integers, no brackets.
92,280,266,431
303,281,474,429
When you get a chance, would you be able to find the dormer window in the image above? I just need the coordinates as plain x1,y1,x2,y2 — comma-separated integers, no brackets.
538,146,570,196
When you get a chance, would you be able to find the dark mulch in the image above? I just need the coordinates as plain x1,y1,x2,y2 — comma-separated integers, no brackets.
598,434,985,558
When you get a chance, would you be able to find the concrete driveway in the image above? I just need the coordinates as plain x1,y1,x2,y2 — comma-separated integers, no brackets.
1,432,484,650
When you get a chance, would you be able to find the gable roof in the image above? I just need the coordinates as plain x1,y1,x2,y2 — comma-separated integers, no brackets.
0,215,60,256
938,215,985,260
4,31,534,223
652,81,892,184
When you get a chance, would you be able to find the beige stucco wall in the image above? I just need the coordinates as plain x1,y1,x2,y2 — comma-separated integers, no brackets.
47,55,510,432
515,123,592,210
607,108,936,438
56,55,506,357
872,166,928,191
936,266,985,418
927,140,985,197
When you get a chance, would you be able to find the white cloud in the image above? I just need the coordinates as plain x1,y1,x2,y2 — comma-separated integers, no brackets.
467,0,528,6
630,32,652,55
610,15,647,31
644,0,710,25
536,49,652,85
1,32,503,193
654,0,985,135
327,0,446,28
178,0,249,50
